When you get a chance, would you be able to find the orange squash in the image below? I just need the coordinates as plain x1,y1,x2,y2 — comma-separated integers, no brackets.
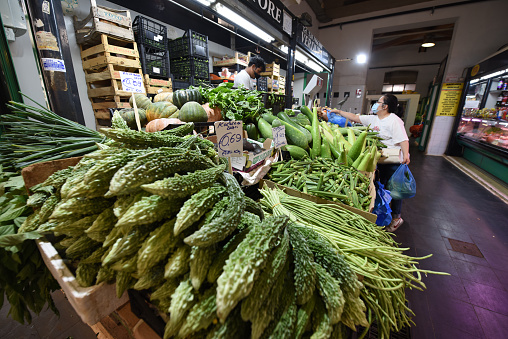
145,118,184,132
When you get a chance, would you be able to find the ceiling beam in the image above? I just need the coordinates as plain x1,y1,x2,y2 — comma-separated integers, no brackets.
373,24,454,40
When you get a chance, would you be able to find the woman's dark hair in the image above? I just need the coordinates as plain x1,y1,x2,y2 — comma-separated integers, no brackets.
382,93,404,118
248,56,266,71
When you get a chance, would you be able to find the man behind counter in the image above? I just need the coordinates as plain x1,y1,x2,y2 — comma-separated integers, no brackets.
233,56,266,90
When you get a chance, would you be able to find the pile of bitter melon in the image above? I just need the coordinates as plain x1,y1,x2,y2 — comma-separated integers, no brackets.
18,112,369,338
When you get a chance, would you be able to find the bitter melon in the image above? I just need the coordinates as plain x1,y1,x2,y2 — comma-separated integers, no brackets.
263,284,297,339
76,263,100,287
206,307,247,339
164,279,196,339
26,192,48,208
52,214,99,238
38,194,60,225
294,294,317,339
65,235,100,260
189,245,216,291
160,122,195,137
150,279,178,311
137,219,180,276
102,223,124,248
164,245,191,279
288,225,317,305
115,195,183,235
81,246,109,264
116,271,135,298
49,197,112,220
111,110,130,130
96,266,115,284
100,127,188,148
244,196,264,220
313,262,345,325
102,224,153,266
178,285,217,338
141,164,225,199
184,173,246,247
60,161,96,199
216,215,289,322
241,228,290,321
133,264,165,290
311,298,334,339
85,207,117,242
107,149,215,197
17,210,41,234
39,167,74,191
174,186,225,236
112,191,149,218
110,253,138,273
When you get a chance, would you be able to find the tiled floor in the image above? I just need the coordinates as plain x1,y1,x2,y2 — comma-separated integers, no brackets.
0,144,507,339
399,145,508,339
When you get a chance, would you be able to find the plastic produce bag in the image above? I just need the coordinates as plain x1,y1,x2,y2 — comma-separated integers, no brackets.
327,112,352,127
372,182,392,226
387,164,416,200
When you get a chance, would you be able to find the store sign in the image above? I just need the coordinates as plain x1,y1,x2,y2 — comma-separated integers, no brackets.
240,0,293,37
436,83,464,117
296,23,333,70
119,72,145,93
215,121,243,157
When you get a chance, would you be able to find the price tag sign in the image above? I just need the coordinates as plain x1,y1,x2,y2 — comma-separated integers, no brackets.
120,71,145,93
272,125,287,148
214,121,243,158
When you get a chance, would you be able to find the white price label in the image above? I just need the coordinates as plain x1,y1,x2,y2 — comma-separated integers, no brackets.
272,125,287,148
214,121,243,158
42,58,66,72
153,67,161,74
119,71,145,93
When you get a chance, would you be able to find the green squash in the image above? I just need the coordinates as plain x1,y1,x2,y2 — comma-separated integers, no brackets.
245,123,259,140
172,89,202,108
146,102,179,122
153,92,173,103
178,101,208,122
129,94,152,110
118,108,147,129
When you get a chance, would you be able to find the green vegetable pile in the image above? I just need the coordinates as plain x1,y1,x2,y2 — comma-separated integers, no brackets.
261,187,448,338
198,83,270,122
18,112,371,338
0,97,105,170
268,158,373,211
0,167,59,324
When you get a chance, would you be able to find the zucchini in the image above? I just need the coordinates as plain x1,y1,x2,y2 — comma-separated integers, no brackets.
261,113,277,124
295,113,311,126
299,105,313,121
348,130,367,161
245,123,259,140
311,106,321,158
284,145,309,160
257,117,273,139
271,118,309,149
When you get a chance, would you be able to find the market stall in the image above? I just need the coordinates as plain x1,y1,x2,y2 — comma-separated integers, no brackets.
448,48,508,184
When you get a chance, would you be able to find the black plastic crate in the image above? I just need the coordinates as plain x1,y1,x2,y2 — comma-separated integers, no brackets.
172,75,209,87
171,56,209,79
139,46,170,78
169,29,208,59
132,16,167,51
257,76,268,91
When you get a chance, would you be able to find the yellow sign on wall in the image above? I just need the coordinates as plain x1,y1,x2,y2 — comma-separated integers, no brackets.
436,83,464,117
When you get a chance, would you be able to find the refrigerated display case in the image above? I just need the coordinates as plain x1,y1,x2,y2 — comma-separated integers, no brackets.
448,48,508,183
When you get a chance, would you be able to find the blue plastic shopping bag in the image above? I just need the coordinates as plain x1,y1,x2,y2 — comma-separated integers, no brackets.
372,182,392,226
327,112,352,127
387,164,416,200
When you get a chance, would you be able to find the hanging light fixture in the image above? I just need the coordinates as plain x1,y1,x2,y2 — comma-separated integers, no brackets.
421,36,435,48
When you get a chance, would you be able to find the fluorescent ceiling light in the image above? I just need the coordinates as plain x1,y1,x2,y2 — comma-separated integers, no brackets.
356,54,367,64
307,60,323,72
280,45,323,72
470,79,479,84
479,69,507,81
421,42,435,47
194,0,212,5
215,4,274,43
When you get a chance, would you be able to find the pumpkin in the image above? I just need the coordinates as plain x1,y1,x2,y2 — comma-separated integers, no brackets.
118,108,147,129
145,118,183,132
179,101,208,122
146,102,179,122
172,88,202,108
202,103,222,122
153,92,173,103
129,94,152,110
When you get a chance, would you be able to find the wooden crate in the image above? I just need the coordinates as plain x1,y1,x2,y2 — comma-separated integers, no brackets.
261,62,280,77
89,95,132,129
73,0,134,46
81,34,141,72
144,75,172,95
212,52,250,67
267,77,279,90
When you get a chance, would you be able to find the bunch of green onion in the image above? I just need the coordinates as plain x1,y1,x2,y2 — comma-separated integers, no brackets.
0,96,105,169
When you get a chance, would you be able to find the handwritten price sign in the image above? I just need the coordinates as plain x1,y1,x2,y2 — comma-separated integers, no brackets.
119,71,145,93
214,121,243,158
272,125,287,148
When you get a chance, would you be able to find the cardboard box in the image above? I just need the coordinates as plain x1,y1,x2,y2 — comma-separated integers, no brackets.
21,158,129,326
231,139,275,172
261,174,377,223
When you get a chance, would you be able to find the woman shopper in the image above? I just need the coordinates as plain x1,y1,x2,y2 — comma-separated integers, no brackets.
324,94,410,232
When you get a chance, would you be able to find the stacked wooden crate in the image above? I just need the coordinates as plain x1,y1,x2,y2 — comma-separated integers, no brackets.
261,63,281,93
144,75,172,95
278,75,286,95
80,34,143,129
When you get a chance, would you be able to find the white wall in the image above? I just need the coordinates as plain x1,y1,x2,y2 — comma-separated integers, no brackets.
366,65,438,97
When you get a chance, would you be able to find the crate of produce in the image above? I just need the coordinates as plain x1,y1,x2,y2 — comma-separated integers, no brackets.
139,48,170,78
132,15,167,51
171,56,209,79
144,75,172,94
73,0,134,46
80,34,141,71
168,29,208,59
212,51,250,67
172,76,210,89
21,158,130,326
